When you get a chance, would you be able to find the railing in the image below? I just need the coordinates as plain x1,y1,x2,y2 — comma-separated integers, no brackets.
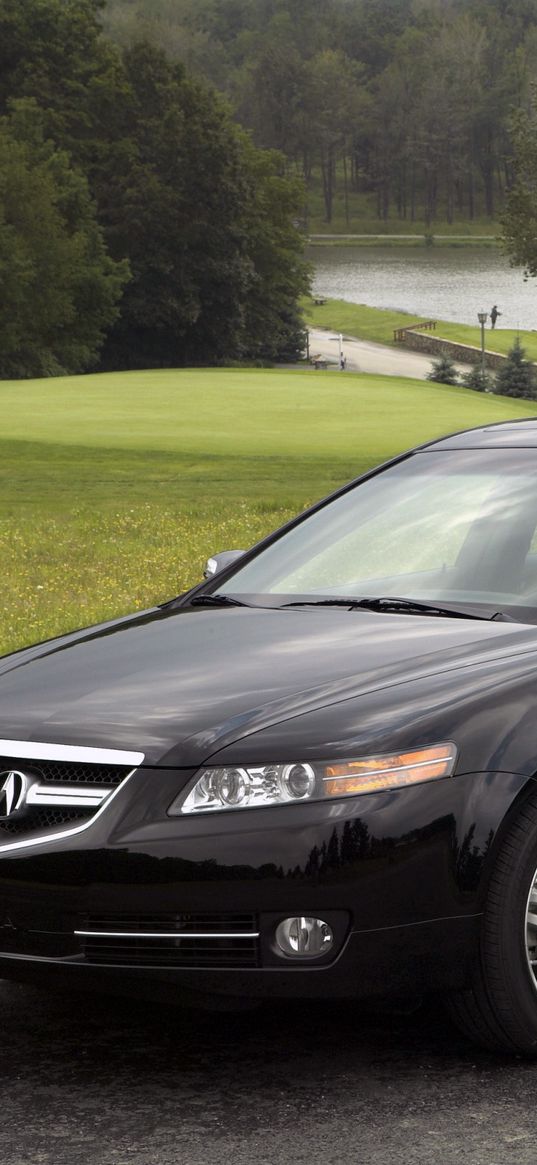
394,320,436,342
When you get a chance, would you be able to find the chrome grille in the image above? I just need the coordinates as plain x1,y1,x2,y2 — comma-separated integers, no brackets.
0,755,133,841
0,758,129,786
78,913,260,969
0,805,90,836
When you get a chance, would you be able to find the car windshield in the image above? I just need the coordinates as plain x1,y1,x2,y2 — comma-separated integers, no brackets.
217,449,537,618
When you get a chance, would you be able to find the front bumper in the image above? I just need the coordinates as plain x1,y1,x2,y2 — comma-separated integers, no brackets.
0,766,528,1004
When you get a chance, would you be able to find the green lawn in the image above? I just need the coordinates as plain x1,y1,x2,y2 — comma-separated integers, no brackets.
304,298,537,359
2,365,537,656
304,300,417,344
416,320,537,361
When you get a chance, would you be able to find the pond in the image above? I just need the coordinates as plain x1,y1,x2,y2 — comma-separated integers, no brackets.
308,244,537,331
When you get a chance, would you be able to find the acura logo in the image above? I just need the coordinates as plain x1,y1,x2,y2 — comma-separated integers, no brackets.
0,771,31,819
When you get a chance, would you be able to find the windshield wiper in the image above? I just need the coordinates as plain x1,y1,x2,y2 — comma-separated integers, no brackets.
282,596,498,621
189,593,251,608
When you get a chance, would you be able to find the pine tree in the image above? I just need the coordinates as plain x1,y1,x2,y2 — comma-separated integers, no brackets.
426,354,459,385
460,365,493,392
495,338,537,400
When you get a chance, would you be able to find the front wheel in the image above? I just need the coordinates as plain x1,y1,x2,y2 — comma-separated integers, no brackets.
448,791,537,1054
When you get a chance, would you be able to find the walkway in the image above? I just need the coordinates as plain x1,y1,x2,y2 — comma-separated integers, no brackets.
308,327,473,380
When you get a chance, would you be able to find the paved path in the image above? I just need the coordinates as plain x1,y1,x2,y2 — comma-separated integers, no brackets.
308,326,472,380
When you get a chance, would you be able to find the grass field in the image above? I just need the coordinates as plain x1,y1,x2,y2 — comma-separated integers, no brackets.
308,235,499,248
304,298,537,360
2,365,537,656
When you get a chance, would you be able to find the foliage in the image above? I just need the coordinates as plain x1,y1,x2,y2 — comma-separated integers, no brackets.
93,41,253,368
0,0,309,373
91,41,309,368
460,365,494,392
237,141,310,361
0,0,124,162
426,354,459,385
502,93,537,279
494,337,537,399
0,100,128,377
104,0,537,226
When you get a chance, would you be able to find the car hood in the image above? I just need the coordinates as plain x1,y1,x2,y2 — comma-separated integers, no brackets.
0,605,534,766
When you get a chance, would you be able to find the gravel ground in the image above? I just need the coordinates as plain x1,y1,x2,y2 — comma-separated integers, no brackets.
1,982,537,1165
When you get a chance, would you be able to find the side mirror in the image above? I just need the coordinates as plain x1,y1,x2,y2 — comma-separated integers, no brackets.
204,549,246,580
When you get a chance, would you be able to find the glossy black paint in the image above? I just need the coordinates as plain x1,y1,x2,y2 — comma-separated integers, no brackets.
0,604,533,763
2,419,537,1006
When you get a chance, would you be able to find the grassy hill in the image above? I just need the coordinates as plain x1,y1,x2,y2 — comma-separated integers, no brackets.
2,365,536,655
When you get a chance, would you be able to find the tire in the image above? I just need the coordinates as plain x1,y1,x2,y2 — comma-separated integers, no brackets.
447,790,537,1055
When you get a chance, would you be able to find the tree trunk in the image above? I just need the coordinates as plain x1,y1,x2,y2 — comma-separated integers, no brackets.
320,143,335,222
468,170,475,220
481,127,495,217
342,152,350,225
444,146,453,224
351,149,360,192
410,163,416,223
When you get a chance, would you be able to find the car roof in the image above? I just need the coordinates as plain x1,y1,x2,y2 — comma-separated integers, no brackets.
423,418,537,451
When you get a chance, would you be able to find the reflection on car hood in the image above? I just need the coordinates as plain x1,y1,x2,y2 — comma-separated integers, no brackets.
0,605,534,765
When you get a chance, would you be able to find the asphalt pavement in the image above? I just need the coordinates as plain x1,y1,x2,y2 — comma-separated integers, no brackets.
2,980,537,1165
308,327,472,380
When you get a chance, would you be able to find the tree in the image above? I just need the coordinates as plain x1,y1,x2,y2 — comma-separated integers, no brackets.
90,42,247,367
495,337,537,399
502,94,537,279
0,0,122,157
0,101,128,378
234,37,308,160
102,0,537,227
238,141,310,361
301,50,369,223
460,365,493,392
426,353,459,384
94,41,309,368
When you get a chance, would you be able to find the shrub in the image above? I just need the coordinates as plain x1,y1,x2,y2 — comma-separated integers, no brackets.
460,365,493,392
426,354,459,385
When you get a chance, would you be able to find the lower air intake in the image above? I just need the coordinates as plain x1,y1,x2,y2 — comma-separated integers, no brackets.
79,913,260,969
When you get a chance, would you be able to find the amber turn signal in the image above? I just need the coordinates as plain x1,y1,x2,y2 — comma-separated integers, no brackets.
323,743,457,797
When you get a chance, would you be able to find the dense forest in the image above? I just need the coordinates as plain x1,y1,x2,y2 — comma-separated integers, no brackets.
104,0,537,226
0,0,308,377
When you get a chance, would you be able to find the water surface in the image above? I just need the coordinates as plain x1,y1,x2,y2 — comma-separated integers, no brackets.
309,245,537,331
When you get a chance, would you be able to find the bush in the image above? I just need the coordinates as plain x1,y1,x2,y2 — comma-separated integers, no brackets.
495,337,537,399
460,365,493,392
426,354,459,385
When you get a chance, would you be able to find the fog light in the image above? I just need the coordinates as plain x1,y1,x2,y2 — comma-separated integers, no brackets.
275,916,334,958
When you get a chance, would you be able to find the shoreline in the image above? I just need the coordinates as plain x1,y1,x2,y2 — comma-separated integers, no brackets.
303,298,537,360
307,234,499,248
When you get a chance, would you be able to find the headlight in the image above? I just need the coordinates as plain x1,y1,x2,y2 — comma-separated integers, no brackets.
169,743,457,816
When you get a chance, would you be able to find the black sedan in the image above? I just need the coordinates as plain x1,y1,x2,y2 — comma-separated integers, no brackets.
6,420,537,1053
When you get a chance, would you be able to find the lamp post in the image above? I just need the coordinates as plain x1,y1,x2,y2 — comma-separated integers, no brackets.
477,311,488,381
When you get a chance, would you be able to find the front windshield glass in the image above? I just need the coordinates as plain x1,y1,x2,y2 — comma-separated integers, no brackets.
218,449,537,612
